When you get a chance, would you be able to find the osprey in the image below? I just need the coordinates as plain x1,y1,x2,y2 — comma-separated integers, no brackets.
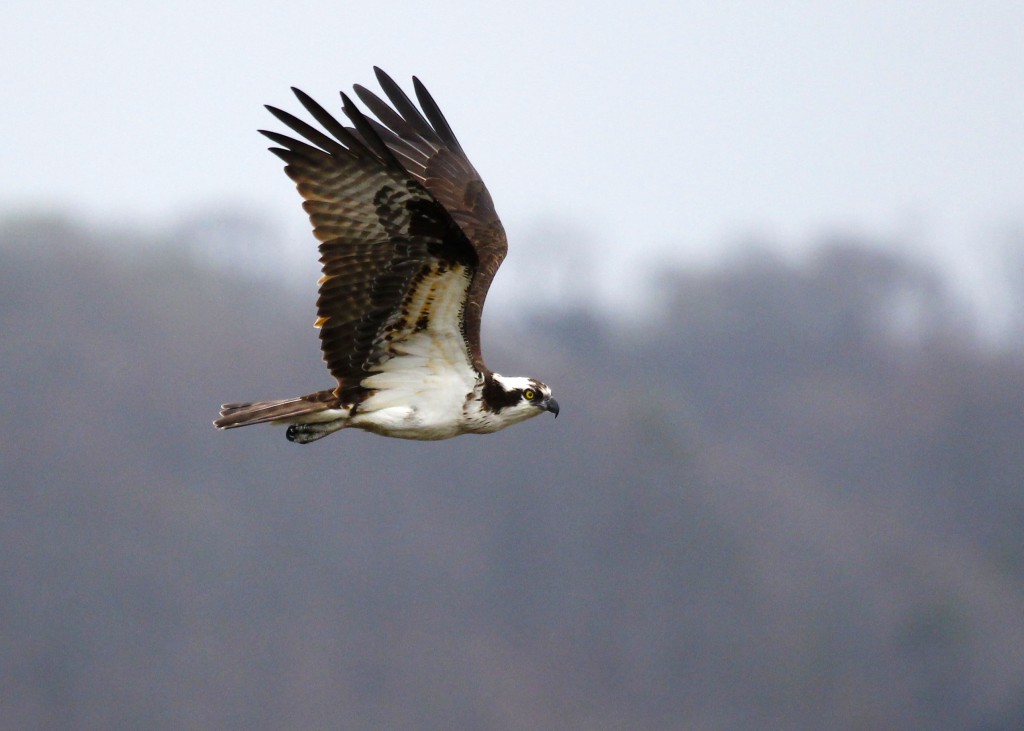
213,68,558,443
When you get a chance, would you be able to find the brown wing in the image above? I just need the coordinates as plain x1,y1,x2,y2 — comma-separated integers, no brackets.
262,89,478,388
351,68,508,373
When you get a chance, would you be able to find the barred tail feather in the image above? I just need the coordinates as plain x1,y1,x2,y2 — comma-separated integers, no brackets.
213,391,337,429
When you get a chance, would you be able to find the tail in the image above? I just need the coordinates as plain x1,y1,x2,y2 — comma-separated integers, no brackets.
213,390,338,430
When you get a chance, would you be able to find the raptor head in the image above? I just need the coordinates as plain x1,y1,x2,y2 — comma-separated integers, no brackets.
479,374,559,429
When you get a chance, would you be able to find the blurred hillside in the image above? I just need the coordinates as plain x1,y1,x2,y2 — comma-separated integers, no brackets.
2,214,1023,730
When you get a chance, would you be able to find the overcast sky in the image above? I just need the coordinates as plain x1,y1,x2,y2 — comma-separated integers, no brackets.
4,1,1022,314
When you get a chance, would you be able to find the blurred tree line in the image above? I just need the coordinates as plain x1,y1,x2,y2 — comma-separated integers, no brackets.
1,213,1023,730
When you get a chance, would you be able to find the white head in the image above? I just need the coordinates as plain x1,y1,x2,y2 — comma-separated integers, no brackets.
470,373,559,433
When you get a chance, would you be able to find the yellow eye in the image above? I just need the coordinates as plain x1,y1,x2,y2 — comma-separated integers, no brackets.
523,389,536,401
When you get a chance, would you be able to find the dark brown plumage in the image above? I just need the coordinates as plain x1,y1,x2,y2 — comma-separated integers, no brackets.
214,69,558,440
262,68,506,385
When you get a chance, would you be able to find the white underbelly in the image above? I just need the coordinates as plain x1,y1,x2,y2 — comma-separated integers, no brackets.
350,405,463,440
348,261,480,440
352,373,474,440
354,340,479,440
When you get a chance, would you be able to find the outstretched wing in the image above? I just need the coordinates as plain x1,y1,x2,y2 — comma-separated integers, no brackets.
263,88,479,388
352,68,508,372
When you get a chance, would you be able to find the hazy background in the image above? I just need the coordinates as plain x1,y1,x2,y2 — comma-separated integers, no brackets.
3,2,1024,729
4,1,1023,314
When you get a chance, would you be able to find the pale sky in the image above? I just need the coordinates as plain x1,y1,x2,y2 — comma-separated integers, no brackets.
4,1,1023,316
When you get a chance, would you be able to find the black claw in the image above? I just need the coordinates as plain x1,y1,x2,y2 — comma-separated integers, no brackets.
284,422,336,444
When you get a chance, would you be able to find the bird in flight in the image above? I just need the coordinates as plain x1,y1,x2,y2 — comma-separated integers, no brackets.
214,68,558,443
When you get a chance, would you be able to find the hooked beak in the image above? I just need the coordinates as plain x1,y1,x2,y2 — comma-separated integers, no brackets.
544,397,560,418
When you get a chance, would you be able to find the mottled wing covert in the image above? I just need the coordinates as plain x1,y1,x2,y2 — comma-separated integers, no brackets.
352,68,508,371
262,91,477,386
